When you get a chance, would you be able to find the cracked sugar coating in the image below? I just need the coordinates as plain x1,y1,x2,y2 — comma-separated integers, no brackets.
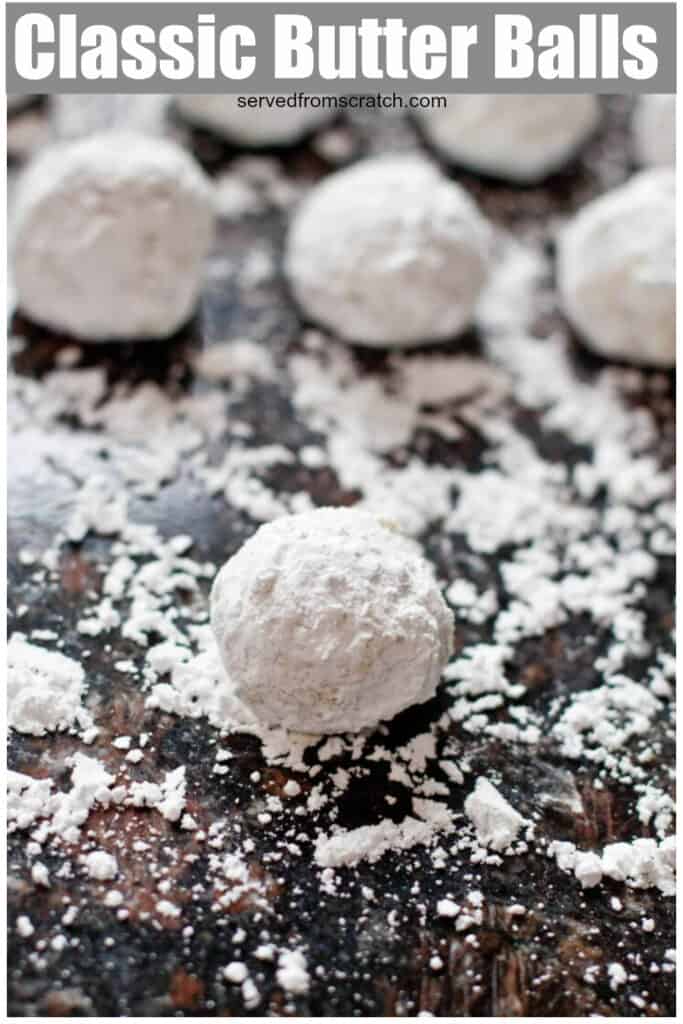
284,155,491,348
210,508,454,734
417,95,600,184
175,95,330,146
557,169,675,368
11,132,214,340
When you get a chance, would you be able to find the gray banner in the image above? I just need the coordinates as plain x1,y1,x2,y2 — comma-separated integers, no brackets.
5,2,676,94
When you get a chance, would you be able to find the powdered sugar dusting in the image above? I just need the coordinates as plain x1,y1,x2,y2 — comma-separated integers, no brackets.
8,636,92,736
8,100,674,1015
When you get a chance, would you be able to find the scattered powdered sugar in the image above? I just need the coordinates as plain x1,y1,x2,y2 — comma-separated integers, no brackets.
8,754,120,844
553,675,662,769
8,635,92,736
7,140,675,1013
464,778,527,852
549,835,675,895
223,961,249,984
192,338,277,384
8,772,55,832
128,766,187,823
276,949,310,996
315,801,456,868
16,915,35,938
83,850,118,881
66,474,130,542
8,236,674,884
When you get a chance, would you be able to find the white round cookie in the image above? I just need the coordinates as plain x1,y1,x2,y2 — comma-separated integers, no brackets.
284,155,491,348
176,95,330,146
557,169,675,367
210,507,454,734
418,95,601,184
11,132,215,341
633,95,675,168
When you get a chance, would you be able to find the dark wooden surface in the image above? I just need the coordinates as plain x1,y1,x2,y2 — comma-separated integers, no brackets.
7,96,675,1017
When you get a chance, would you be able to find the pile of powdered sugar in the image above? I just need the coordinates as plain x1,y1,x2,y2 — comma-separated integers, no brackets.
8,635,93,736
7,113,675,1014
9,243,674,935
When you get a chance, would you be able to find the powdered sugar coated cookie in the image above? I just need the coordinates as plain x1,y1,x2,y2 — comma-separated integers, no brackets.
633,95,675,168
418,95,600,184
210,507,454,734
11,132,215,340
557,169,675,367
284,155,491,348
